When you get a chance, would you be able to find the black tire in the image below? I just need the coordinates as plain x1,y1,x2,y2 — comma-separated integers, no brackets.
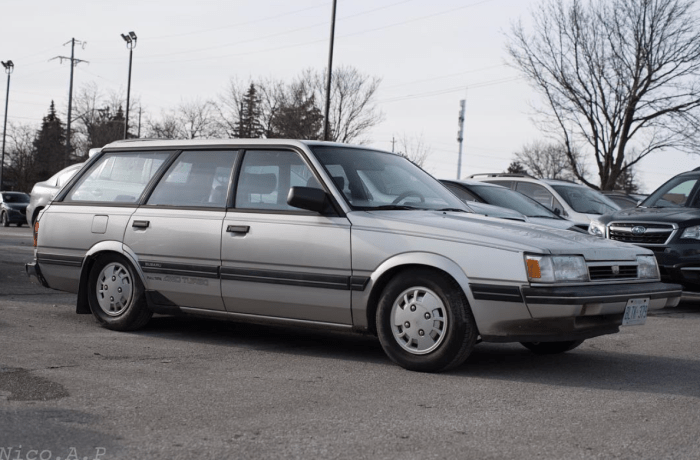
520,340,584,354
376,268,478,372
1,212,8,227
87,253,152,331
15,222,23,227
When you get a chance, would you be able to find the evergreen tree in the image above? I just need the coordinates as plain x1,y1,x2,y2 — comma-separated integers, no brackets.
33,101,67,179
506,161,528,175
234,84,264,138
268,91,323,140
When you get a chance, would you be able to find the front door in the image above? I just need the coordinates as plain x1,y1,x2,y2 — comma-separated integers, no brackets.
221,149,353,325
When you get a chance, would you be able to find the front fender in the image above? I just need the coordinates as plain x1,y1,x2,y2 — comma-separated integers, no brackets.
351,251,473,331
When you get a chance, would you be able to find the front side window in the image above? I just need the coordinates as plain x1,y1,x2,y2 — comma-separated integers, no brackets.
515,182,560,211
312,146,465,211
550,184,619,215
147,150,237,208
65,151,172,203
235,150,322,211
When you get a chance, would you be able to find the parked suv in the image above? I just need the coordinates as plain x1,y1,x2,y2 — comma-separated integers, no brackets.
469,174,620,230
26,139,681,372
589,168,700,292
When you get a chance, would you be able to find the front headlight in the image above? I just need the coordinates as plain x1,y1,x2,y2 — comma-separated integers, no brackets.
525,254,588,283
681,225,700,240
588,220,606,237
637,255,660,280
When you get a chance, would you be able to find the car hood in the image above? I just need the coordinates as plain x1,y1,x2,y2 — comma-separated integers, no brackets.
599,206,700,226
348,210,644,261
526,216,581,232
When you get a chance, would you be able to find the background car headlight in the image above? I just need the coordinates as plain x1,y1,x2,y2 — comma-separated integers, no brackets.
588,220,605,237
637,255,660,280
525,254,588,283
681,225,700,240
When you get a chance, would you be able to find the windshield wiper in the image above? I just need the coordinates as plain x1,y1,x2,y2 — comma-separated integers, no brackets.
437,207,469,213
359,205,420,211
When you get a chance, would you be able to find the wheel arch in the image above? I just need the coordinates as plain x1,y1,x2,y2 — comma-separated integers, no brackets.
359,252,472,335
76,241,144,314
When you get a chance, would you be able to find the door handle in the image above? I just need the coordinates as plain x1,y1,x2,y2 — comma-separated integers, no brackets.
132,220,150,228
226,225,249,234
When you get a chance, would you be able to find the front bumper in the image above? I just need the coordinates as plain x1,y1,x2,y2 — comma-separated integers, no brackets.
480,281,682,343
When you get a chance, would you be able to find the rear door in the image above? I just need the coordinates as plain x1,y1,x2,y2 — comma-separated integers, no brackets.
220,148,353,325
123,149,238,311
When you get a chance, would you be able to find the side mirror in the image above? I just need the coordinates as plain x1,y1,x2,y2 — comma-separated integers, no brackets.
287,186,330,213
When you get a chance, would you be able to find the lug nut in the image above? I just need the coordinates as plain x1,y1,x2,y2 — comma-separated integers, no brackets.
418,330,425,336
112,276,116,281
118,288,122,293
424,313,431,319
410,305,416,311
110,296,114,301
404,321,410,328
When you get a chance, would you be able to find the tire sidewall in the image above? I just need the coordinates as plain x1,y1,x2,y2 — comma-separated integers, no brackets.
376,269,475,372
87,253,150,331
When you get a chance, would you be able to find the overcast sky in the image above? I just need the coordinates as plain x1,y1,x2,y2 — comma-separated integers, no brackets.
2,0,698,192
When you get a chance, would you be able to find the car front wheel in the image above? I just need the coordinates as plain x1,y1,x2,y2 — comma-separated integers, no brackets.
1,212,8,227
87,253,152,331
520,340,584,354
376,268,478,372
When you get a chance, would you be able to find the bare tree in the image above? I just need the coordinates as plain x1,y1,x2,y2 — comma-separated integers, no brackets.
4,123,39,192
144,112,180,139
396,132,432,168
310,66,384,143
215,77,285,138
508,0,700,190
144,99,218,140
514,140,587,181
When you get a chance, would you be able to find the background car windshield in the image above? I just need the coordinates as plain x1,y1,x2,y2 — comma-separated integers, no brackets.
642,176,698,208
312,146,466,210
471,185,559,218
1,192,30,203
550,184,619,214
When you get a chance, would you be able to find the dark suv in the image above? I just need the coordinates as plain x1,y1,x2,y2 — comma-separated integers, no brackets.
589,168,700,292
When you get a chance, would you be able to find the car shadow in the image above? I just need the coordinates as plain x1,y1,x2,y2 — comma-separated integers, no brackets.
129,315,700,400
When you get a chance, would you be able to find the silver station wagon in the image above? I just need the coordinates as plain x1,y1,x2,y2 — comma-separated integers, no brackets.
26,139,682,372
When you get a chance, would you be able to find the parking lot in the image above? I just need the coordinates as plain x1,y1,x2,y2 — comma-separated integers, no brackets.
1,224,699,460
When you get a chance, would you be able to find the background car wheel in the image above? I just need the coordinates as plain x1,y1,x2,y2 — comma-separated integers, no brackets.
87,253,152,331
520,340,584,354
1,212,8,227
376,268,478,372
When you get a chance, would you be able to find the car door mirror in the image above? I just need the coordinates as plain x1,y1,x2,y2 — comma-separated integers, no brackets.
287,186,330,213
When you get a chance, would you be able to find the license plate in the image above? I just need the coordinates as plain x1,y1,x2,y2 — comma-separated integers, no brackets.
622,298,649,326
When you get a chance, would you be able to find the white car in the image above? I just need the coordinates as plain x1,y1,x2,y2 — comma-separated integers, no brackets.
469,174,620,230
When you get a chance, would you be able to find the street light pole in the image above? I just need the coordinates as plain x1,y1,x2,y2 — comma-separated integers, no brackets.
1,60,14,191
121,31,137,139
322,0,337,142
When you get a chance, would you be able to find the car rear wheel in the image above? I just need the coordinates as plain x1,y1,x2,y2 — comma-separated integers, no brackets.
87,253,152,331
1,212,8,227
376,268,478,372
520,340,584,354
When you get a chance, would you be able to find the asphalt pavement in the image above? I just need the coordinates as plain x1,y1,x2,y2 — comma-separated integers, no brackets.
1,225,699,460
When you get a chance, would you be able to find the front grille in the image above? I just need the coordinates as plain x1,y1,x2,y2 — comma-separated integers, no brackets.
608,222,674,245
589,265,638,281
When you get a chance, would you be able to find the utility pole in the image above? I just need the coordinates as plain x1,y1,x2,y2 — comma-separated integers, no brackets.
51,39,87,166
322,0,337,142
457,99,466,179
1,60,13,191
391,136,396,153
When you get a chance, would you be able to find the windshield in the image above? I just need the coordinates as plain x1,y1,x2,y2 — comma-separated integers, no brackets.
1,192,30,203
471,184,560,218
550,184,620,215
641,176,699,208
312,146,467,211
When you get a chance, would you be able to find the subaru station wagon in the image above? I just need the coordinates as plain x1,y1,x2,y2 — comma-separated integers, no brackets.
26,139,682,372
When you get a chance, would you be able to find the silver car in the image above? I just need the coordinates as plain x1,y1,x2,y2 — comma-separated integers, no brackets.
26,139,682,372
25,162,85,227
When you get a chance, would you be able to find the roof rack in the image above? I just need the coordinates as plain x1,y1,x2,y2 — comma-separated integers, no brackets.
467,173,534,179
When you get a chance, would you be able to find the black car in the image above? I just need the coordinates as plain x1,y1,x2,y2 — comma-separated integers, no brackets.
1,191,30,227
589,168,700,292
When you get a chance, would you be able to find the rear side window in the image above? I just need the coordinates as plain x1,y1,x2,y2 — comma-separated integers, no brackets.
147,150,237,208
64,151,172,203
